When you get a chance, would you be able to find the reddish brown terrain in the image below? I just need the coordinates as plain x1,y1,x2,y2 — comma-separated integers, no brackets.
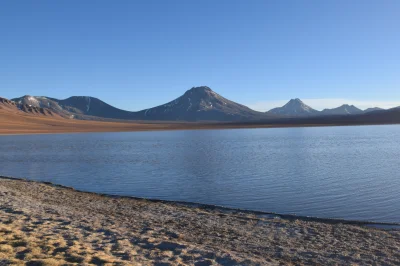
0,96,185,134
0,97,60,118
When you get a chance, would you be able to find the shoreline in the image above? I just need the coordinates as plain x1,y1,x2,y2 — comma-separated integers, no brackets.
1,175,399,265
1,120,399,136
1,175,399,228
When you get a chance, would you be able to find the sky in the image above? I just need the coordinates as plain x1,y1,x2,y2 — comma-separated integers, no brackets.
1,0,400,111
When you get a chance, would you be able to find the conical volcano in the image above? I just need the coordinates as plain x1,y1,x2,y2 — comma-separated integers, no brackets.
137,86,267,121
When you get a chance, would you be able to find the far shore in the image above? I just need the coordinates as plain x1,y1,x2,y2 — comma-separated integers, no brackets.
1,109,400,136
0,176,399,265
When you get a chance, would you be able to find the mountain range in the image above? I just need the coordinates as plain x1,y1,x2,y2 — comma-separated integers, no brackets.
266,98,384,117
11,86,273,122
5,86,396,122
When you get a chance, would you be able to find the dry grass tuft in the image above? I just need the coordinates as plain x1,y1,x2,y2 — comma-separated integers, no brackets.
0,244,13,253
27,258,65,266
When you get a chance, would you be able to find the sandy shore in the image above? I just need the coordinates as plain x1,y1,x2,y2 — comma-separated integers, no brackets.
0,177,399,265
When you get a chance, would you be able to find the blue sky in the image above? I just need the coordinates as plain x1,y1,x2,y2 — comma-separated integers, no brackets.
1,0,399,111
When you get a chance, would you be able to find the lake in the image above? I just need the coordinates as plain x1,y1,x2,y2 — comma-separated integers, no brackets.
1,125,400,223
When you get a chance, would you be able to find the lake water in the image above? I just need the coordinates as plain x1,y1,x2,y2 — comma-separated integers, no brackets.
1,125,400,223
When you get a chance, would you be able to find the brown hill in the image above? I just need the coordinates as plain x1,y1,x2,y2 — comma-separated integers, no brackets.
0,107,171,135
0,97,60,118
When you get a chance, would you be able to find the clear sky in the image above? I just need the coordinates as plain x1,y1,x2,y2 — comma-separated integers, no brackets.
1,0,399,111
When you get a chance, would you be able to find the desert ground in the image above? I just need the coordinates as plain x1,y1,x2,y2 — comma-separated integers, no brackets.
0,176,399,265
0,108,203,135
0,108,311,135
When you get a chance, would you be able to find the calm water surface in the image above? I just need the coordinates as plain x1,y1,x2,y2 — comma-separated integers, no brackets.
1,125,400,223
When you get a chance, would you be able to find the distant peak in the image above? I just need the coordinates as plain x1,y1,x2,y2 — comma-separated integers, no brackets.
20,95,48,101
21,95,38,100
341,104,360,109
66,96,100,102
184,86,215,97
69,96,92,99
268,97,316,115
287,98,304,105
290,98,302,102
188,86,212,92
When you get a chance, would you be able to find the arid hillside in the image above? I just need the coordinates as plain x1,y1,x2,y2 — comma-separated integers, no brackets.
0,97,188,134
0,97,61,118
0,109,190,135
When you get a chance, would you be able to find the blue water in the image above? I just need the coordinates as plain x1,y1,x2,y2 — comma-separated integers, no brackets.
1,125,400,223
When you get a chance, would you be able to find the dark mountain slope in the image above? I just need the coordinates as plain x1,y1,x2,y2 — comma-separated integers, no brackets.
321,104,363,115
55,96,137,120
364,107,384,113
